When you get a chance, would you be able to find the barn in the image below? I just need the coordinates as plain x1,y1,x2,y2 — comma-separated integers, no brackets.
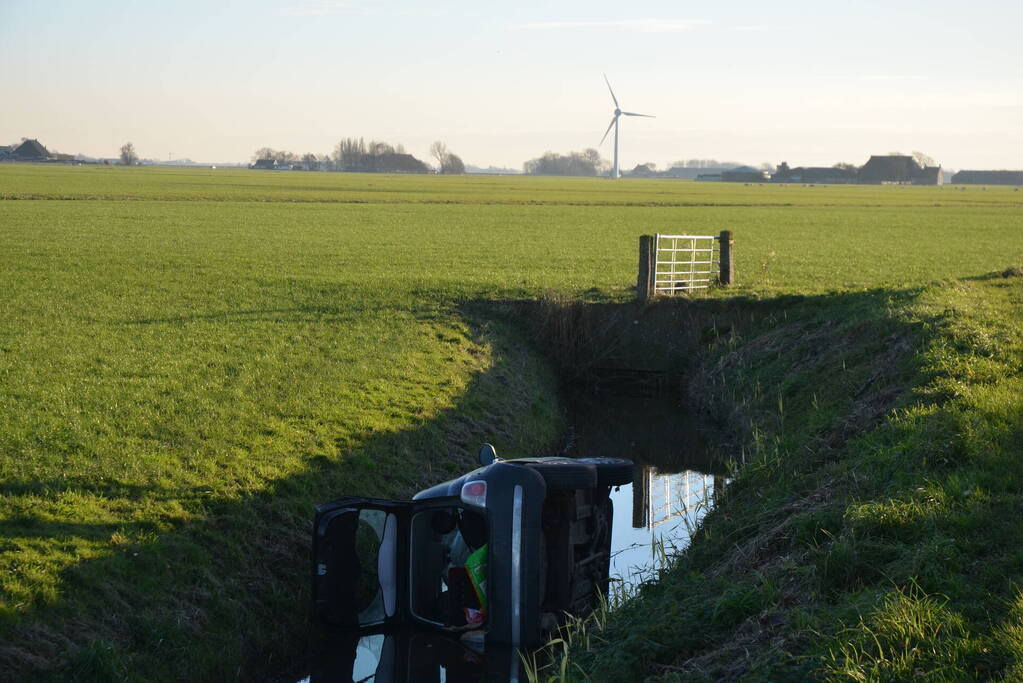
11,139,50,162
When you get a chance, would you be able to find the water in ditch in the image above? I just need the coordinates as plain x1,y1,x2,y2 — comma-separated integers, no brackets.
562,390,729,595
281,388,727,682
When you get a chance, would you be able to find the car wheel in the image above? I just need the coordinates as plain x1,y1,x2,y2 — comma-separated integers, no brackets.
524,460,597,489
574,457,634,487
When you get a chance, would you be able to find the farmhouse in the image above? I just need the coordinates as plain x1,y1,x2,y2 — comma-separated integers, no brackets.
251,158,278,170
11,139,50,162
721,166,767,182
627,164,658,178
857,155,943,185
951,170,1023,185
771,163,856,184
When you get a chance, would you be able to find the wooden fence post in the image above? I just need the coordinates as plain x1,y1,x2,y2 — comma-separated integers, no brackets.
718,230,734,286
638,235,655,300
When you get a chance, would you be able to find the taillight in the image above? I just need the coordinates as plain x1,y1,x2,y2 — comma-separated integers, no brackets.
460,480,487,508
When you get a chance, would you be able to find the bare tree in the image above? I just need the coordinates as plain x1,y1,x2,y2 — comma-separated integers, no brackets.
333,138,366,170
120,142,138,165
582,148,608,174
330,138,425,172
431,141,467,174
430,141,449,170
253,147,276,162
912,151,936,167
252,148,297,165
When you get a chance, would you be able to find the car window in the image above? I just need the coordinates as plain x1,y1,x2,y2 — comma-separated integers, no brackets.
379,512,397,618
409,507,488,627
352,508,388,625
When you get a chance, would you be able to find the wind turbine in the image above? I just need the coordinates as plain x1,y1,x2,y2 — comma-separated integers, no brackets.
600,74,654,179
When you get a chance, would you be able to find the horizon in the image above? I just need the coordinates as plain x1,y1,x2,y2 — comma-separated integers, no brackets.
3,0,1021,171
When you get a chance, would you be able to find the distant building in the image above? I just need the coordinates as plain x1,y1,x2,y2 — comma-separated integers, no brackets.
627,164,657,178
348,153,429,174
11,139,50,162
0,146,11,161
916,166,944,185
951,170,1023,185
251,158,278,170
771,162,857,184
721,165,767,183
695,173,723,182
858,155,918,184
662,166,731,180
857,155,942,185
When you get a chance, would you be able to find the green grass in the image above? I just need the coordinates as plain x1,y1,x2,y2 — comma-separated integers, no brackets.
549,273,1023,681
3,163,1022,208
0,164,1021,679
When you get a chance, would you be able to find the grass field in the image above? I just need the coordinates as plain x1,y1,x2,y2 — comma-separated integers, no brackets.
1,165,1022,679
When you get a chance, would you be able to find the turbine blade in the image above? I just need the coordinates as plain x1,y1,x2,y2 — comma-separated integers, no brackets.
603,73,620,108
622,111,655,118
599,116,617,145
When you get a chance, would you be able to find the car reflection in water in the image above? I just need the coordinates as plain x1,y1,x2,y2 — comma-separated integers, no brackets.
296,630,521,682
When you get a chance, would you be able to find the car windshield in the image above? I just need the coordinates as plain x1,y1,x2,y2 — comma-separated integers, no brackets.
409,507,488,628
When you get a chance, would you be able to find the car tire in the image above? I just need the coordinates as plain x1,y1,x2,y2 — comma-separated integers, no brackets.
574,457,634,487
524,460,597,489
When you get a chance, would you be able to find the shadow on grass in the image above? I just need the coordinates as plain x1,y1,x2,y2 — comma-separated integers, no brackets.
0,305,560,682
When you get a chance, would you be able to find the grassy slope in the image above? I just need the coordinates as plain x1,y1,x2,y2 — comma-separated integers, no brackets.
0,166,1021,679
565,275,1023,680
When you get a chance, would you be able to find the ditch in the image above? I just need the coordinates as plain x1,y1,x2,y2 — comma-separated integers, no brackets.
279,382,729,682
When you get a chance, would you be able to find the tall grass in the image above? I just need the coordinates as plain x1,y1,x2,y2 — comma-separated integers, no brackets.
568,272,1023,680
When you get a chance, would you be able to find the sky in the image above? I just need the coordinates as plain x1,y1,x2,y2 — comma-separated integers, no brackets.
2,0,1021,170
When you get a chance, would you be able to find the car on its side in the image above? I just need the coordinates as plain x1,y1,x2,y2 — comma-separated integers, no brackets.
312,445,633,649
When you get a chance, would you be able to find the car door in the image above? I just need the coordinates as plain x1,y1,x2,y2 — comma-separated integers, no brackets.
312,496,466,631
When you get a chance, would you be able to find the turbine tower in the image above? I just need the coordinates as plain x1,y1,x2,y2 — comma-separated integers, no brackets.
600,74,654,179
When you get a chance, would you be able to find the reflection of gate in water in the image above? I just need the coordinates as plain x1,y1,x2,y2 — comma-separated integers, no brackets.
632,466,723,530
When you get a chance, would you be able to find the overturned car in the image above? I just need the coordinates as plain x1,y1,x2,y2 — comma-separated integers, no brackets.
312,445,633,649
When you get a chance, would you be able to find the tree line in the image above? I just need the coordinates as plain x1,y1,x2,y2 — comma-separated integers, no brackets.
523,149,607,176
250,139,464,174
519,152,754,177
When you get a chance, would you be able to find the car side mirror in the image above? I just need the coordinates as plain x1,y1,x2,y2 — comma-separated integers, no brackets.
478,443,498,466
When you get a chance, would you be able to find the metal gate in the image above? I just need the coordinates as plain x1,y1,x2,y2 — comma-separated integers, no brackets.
653,234,721,295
